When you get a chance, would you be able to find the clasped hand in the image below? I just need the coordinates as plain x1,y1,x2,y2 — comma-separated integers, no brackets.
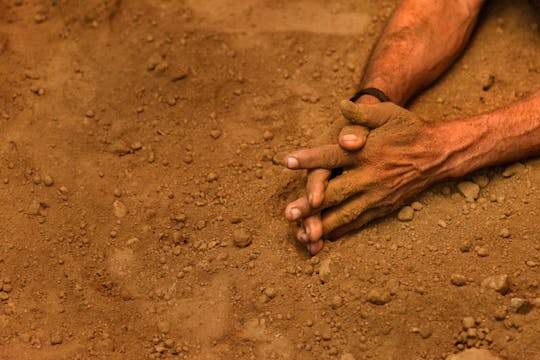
284,101,446,254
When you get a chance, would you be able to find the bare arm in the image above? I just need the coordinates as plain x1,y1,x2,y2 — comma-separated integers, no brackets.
440,90,540,178
358,0,486,105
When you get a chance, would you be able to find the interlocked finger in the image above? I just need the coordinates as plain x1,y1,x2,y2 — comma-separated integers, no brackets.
340,100,406,128
285,144,355,170
306,168,331,208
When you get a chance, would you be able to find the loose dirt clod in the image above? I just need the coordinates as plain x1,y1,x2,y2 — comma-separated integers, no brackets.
397,206,414,221
318,258,332,283
451,274,466,286
366,288,391,305
157,320,171,334
472,174,490,188
411,201,423,211
457,181,480,201
481,274,510,295
210,129,222,139
509,298,533,314
263,130,274,141
233,227,252,248
502,162,525,177
113,200,128,218
498,228,511,238
50,333,63,345
330,295,343,309
43,175,54,186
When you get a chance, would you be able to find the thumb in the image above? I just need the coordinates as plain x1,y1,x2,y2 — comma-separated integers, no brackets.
340,100,406,128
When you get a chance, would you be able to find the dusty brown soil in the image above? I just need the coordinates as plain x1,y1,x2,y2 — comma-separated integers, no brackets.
0,0,539,359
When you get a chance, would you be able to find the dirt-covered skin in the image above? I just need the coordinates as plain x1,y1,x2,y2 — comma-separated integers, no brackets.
0,1,539,359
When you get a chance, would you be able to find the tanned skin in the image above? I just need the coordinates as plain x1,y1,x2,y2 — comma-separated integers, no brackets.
283,0,540,255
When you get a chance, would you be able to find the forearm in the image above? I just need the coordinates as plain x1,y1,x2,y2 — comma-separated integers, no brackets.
358,0,485,106
438,91,540,178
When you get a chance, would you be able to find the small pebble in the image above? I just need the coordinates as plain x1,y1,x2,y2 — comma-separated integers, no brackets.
451,274,467,287
411,201,423,211
34,13,47,23
50,333,63,345
438,220,448,228
397,206,414,221
493,307,507,321
462,317,476,329
264,287,277,299
498,228,510,238
509,298,533,314
330,295,343,309
210,129,222,139
233,227,252,248
475,246,489,257
502,163,524,178
318,258,332,283
472,174,490,188
366,288,391,305
262,130,274,141
460,240,472,253
457,181,480,202
43,175,54,186
113,200,128,218
481,274,509,295
157,320,171,334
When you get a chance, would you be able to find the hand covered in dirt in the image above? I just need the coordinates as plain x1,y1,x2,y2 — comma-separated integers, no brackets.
285,101,448,254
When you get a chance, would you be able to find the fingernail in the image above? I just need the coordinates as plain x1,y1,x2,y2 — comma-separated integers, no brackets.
308,192,313,205
287,157,299,169
289,207,301,220
305,226,311,238
306,243,312,252
342,134,358,143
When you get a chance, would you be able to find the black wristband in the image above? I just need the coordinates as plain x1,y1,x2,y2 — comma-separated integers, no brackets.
350,87,391,103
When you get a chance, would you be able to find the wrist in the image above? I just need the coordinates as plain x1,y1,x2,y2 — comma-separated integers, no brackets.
354,94,381,105
428,117,490,180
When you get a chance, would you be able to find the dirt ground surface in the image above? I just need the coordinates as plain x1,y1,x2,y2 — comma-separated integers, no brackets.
0,0,539,359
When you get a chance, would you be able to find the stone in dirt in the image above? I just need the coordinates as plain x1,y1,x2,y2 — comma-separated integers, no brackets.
411,201,423,211
481,274,509,295
318,258,332,283
446,348,501,360
472,174,490,188
397,206,414,221
498,228,510,238
451,274,466,287
475,246,489,257
462,316,476,329
330,295,343,309
108,140,131,156
113,200,128,218
157,320,171,334
457,181,480,201
509,298,533,314
210,129,222,139
502,162,525,178
232,227,252,248
366,288,391,305
50,333,63,345
264,287,277,299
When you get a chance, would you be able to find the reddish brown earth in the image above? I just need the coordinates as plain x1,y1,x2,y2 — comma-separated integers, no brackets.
0,1,539,359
